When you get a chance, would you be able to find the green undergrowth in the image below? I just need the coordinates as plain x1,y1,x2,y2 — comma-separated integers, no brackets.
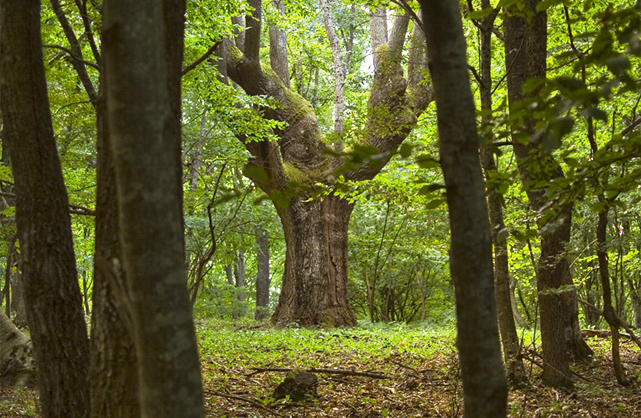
195,318,458,372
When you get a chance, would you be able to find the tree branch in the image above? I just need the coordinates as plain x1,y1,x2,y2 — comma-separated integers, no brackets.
245,0,262,62
48,0,99,107
181,41,221,77
247,367,390,380
73,0,101,64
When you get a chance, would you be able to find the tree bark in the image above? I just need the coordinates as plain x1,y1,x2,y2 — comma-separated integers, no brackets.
419,1,508,414
255,232,271,321
234,250,247,318
0,1,91,416
269,0,289,88
503,0,589,386
90,85,139,418
272,195,357,327
102,0,204,417
44,3,140,414
596,206,627,385
320,0,346,140
0,309,34,387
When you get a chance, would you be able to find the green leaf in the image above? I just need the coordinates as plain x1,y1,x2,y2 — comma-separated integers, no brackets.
416,154,440,169
606,55,630,76
398,143,413,159
419,184,445,195
425,199,446,209
468,7,494,20
581,107,607,121
536,0,566,12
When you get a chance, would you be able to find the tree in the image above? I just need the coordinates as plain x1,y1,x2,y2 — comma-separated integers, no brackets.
471,0,528,388
0,1,91,416
0,309,34,387
503,0,589,387
255,231,270,320
44,0,141,413
220,0,431,327
102,0,204,416
418,0,507,415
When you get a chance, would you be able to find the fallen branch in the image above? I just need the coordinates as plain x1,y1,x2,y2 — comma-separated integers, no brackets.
520,350,592,383
204,389,283,417
247,367,389,380
578,298,641,350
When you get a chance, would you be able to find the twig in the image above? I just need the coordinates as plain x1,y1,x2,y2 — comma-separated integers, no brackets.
247,367,389,380
42,44,100,71
204,389,284,417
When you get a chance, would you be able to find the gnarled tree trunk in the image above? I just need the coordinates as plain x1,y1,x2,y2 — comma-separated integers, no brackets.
273,196,356,327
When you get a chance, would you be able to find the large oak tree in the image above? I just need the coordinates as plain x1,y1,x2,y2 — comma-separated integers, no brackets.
220,0,431,327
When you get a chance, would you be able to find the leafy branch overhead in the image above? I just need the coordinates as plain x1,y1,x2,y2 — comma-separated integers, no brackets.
219,1,432,198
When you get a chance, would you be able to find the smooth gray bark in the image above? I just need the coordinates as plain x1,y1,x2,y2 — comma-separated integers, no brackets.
0,309,34,387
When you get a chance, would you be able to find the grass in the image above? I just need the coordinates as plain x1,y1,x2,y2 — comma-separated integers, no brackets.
3,317,641,417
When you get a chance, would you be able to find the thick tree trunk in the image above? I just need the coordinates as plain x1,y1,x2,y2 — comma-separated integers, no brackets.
272,195,357,328
0,2,91,416
102,0,204,416
419,0,508,415
0,309,34,387
255,232,271,321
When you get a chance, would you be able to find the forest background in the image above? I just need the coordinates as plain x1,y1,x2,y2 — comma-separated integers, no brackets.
1,0,641,416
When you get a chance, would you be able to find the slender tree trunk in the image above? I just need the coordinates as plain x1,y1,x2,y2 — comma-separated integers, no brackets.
269,0,289,88
0,2,91,416
102,0,204,416
475,0,528,388
272,195,357,328
320,0,346,141
225,264,237,319
255,232,271,321
596,206,627,385
234,250,247,318
419,0,507,415
90,89,139,418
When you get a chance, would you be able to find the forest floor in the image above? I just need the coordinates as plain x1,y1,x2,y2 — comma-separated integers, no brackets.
2,319,641,417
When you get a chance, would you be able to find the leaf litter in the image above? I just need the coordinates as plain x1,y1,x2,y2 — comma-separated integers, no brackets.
1,325,641,417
